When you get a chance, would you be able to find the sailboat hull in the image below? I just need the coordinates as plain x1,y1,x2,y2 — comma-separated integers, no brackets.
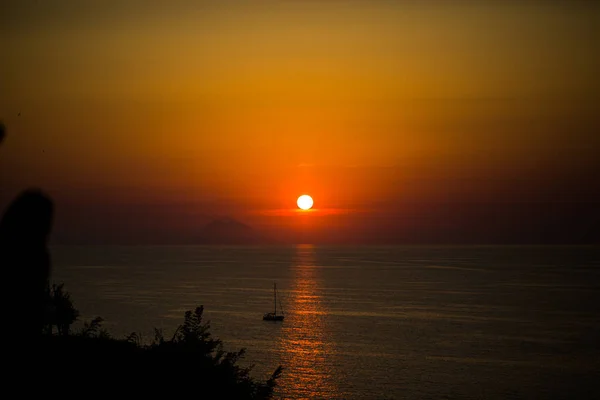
263,313,284,321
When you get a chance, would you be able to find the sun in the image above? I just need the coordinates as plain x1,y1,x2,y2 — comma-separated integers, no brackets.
297,195,314,210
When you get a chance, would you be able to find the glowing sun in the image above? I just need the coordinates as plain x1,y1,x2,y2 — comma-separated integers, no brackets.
297,195,314,210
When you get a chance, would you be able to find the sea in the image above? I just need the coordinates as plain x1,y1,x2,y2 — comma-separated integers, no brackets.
50,245,600,399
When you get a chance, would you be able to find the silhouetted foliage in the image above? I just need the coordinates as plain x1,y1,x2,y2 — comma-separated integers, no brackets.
78,316,110,338
43,283,79,335
141,305,283,398
38,305,282,399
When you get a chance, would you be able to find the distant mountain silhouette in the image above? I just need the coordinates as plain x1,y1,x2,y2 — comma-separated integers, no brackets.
196,217,276,245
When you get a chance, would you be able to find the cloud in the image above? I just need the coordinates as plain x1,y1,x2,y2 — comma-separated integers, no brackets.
296,162,396,170
253,207,372,217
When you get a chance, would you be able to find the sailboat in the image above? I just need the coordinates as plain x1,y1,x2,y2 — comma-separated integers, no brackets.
263,282,285,321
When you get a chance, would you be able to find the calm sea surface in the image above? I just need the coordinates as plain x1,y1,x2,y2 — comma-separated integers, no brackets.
50,245,600,399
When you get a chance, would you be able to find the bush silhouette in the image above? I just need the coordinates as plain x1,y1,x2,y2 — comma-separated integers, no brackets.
37,292,282,399
43,283,79,335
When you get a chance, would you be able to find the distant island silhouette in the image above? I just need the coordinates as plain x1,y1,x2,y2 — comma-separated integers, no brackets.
196,217,279,245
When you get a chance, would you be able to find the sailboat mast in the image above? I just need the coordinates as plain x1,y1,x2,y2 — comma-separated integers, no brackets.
274,282,277,316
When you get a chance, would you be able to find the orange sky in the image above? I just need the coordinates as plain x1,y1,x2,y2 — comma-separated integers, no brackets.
1,1,599,243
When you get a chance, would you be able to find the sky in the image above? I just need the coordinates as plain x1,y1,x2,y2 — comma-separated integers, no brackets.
1,0,599,244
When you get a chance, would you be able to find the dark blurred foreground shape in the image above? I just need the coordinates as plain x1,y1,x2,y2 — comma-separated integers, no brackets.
0,188,54,342
0,121,5,144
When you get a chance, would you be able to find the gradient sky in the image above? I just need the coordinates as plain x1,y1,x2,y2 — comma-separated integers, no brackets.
1,1,599,244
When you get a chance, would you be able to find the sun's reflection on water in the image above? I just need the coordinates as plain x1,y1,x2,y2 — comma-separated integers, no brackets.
276,244,343,399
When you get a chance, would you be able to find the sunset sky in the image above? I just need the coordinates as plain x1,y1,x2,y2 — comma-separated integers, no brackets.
1,1,599,244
